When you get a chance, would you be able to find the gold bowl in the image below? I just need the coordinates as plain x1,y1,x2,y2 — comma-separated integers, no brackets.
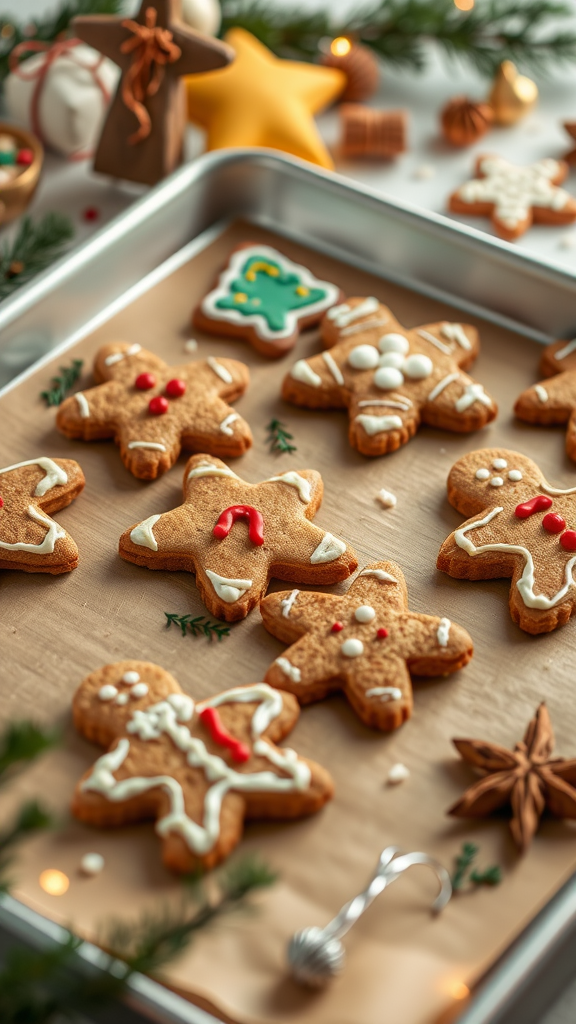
0,123,43,226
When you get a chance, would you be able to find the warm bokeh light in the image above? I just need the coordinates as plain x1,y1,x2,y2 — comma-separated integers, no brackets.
454,0,475,9
39,868,70,896
449,981,471,1001
331,37,352,57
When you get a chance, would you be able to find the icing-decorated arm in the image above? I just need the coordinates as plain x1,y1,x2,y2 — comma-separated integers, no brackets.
347,393,420,458
271,517,357,585
515,372,576,426
260,589,341,643
56,380,124,441
404,613,473,675
282,350,348,409
345,655,414,731
421,369,496,432
264,631,342,699
414,320,479,370
180,393,252,457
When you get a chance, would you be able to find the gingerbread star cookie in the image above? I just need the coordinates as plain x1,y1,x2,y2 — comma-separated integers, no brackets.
0,456,84,574
56,342,252,480
72,661,334,871
515,336,576,463
449,155,576,241
193,243,342,358
120,454,358,621
260,561,473,731
437,448,576,634
281,296,496,456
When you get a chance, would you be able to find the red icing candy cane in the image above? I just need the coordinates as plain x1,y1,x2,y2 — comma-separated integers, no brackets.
514,495,553,519
199,707,251,763
213,505,264,545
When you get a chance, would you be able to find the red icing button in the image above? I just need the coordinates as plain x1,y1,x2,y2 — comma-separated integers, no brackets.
331,622,344,632
515,495,553,519
149,395,168,415
166,378,186,398
83,206,99,221
213,505,264,545
543,512,566,534
560,530,576,552
16,148,34,166
0,496,3,509
135,372,156,390
377,628,389,638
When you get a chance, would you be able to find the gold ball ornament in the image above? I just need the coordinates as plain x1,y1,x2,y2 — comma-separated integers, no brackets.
319,38,380,103
440,96,494,147
488,61,538,125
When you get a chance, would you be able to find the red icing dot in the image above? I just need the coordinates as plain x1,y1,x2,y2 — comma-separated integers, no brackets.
331,622,343,632
377,628,388,638
543,512,566,534
166,378,186,398
560,530,576,552
149,395,168,415
0,496,3,509
515,495,553,518
135,372,156,390
83,206,99,221
16,148,34,166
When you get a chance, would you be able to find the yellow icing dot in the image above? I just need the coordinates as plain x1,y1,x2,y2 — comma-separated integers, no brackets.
245,261,280,282
234,292,248,303
296,286,310,296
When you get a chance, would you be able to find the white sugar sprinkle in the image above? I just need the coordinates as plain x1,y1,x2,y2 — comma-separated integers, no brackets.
413,164,436,180
377,488,397,509
558,234,576,250
184,338,198,352
387,763,410,785
80,852,105,876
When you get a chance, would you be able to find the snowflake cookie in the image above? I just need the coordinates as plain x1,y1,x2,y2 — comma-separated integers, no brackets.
56,342,252,480
515,335,576,463
119,454,358,621
449,155,576,241
0,457,84,574
437,448,576,634
192,243,342,358
259,561,473,730
282,296,496,456
72,662,334,871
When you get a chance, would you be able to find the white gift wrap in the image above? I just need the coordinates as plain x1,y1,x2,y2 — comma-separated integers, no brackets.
181,0,221,35
4,44,119,158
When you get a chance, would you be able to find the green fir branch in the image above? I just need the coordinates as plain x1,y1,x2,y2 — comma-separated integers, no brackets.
266,418,297,455
452,842,502,892
40,358,83,407
0,720,59,785
469,864,502,886
165,612,231,641
221,0,576,76
0,213,74,303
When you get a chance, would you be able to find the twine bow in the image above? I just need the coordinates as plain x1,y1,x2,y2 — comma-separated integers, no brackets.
120,6,181,145
9,38,111,160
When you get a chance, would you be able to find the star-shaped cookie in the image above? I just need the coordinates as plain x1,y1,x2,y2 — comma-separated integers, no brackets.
437,448,576,634
119,454,358,620
0,457,84,573
515,336,576,463
449,703,576,852
185,28,345,170
449,155,576,240
72,661,334,871
260,561,473,731
56,342,252,480
281,296,496,456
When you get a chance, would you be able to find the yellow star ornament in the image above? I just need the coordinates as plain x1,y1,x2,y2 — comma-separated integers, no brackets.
185,28,346,170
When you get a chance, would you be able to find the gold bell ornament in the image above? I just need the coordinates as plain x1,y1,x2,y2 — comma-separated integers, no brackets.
488,60,538,125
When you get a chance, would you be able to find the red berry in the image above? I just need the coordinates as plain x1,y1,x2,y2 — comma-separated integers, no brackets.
83,207,99,221
16,148,34,166
135,373,156,390
165,378,186,398
560,530,576,552
149,395,168,415
377,628,388,639
543,512,566,534
331,622,343,632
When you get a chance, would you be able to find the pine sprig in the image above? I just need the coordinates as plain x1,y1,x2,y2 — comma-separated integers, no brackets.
40,359,83,406
266,418,297,455
0,213,74,302
165,612,231,641
451,842,501,892
0,720,59,786
221,0,576,76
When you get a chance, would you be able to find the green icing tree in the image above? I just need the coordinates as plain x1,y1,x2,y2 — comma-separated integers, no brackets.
215,254,327,332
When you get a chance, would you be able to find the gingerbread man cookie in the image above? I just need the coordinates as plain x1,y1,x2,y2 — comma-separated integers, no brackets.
56,342,252,480
0,457,84,573
515,336,576,463
120,455,357,621
72,661,334,871
192,243,342,358
449,155,576,241
281,296,496,456
437,448,576,634
260,561,473,730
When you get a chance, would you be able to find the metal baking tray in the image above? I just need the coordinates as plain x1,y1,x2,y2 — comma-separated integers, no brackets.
2,148,576,1024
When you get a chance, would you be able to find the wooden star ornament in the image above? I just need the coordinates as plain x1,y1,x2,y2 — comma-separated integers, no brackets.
185,28,345,170
73,0,234,185
449,703,576,853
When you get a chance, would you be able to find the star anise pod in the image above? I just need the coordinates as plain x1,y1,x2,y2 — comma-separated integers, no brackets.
449,703,576,852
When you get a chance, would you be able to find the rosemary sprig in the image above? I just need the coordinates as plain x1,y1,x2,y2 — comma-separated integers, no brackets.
469,864,502,886
40,359,83,407
266,418,297,455
165,612,231,641
0,213,74,302
451,842,501,892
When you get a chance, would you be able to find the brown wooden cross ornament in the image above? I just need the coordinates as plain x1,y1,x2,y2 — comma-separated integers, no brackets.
73,0,234,185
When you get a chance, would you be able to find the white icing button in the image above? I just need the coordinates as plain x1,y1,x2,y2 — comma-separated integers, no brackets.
122,671,140,685
98,685,117,701
492,458,508,470
80,852,105,876
387,763,410,785
490,476,504,487
378,333,409,355
378,351,404,369
115,692,129,705
475,468,490,480
354,605,376,623
374,366,404,390
403,353,433,380
508,469,523,481
348,344,379,370
130,682,149,699
341,638,364,658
